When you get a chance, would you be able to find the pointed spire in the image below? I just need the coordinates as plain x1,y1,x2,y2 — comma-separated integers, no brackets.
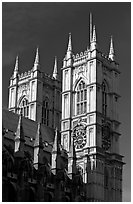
34,47,39,65
66,33,73,66
109,36,115,61
52,56,58,80
90,25,97,51
13,55,19,78
90,13,93,44
34,123,43,148
15,114,25,152
92,25,96,42
67,32,72,52
14,55,19,72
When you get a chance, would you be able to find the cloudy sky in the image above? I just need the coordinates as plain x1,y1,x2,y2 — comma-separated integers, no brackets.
2,2,131,201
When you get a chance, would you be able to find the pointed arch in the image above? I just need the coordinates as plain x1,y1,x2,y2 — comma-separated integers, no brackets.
73,76,87,91
17,95,29,118
17,95,26,107
73,78,87,116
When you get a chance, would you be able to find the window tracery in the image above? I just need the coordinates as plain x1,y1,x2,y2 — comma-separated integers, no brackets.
42,99,49,126
76,81,87,115
18,98,29,118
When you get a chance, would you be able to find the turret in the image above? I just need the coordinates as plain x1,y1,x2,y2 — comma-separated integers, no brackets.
33,123,43,170
108,36,115,61
14,114,25,152
52,56,58,80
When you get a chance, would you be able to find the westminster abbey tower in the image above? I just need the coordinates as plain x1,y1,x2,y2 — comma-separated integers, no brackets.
8,14,124,201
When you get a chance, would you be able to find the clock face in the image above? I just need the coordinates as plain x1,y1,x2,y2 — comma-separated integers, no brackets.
73,123,86,149
102,124,111,151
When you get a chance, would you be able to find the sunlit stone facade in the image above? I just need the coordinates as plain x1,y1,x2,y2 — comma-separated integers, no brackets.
7,14,124,201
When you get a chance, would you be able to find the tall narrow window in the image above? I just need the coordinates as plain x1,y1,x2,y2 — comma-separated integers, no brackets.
19,98,29,118
10,88,14,108
64,70,69,90
76,81,87,115
102,82,107,116
42,100,49,126
64,94,68,118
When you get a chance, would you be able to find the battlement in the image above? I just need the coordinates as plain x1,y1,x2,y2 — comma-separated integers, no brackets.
73,50,89,66
18,70,31,80
97,50,119,69
73,50,88,61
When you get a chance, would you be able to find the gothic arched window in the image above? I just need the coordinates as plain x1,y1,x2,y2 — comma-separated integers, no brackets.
42,99,49,126
102,82,107,116
76,81,87,115
19,98,29,118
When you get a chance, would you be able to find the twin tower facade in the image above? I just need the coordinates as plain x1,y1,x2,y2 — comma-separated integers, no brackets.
8,14,124,201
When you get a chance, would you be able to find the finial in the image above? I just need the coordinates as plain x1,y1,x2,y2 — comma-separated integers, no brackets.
109,36,115,61
67,32,72,52
34,47,39,65
52,56,58,80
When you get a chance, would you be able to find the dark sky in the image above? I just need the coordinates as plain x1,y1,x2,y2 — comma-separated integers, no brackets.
2,2,131,201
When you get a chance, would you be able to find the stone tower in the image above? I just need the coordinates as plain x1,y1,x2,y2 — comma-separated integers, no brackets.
8,48,61,130
61,14,124,201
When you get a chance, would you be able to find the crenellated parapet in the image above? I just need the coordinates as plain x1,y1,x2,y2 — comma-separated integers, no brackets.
18,70,31,80
73,50,88,64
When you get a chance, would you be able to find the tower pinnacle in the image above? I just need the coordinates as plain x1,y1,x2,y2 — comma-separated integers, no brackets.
67,32,72,52
90,25,97,51
109,36,115,61
65,33,73,66
14,55,19,72
13,55,19,78
34,47,39,65
92,25,96,42
52,56,58,80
